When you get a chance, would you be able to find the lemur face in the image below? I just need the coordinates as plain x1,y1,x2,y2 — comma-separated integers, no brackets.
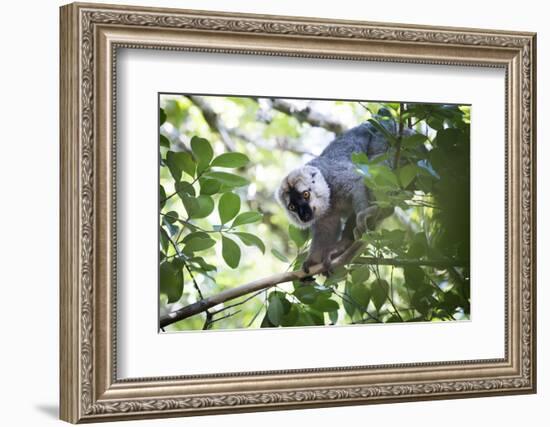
287,187,314,223
277,165,331,229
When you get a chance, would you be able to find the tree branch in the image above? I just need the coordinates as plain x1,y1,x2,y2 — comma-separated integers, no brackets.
229,127,314,157
267,98,348,134
160,241,365,328
187,95,236,151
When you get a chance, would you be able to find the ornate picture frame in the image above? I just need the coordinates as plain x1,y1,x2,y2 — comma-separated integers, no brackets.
60,2,536,423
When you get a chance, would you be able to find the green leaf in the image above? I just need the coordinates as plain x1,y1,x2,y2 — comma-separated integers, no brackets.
182,232,210,243
350,265,370,285
211,152,250,168
184,195,214,219
371,279,389,311
159,261,183,303
191,136,213,174
232,232,265,254
295,310,315,326
218,192,241,224
427,116,444,131
188,256,217,272
403,266,425,290
312,298,339,312
343,282,356,316
293,285,319,305
351,152,369,165
306,309,325,325
160,108,167,126
195,195,215,218
199,178,221,195
267,295,285,326
441,290,461,313
371,164,399,188
411,287,433,316
261,313,275,328
281,305,300,327
179,153,196,178
183,236,216,253
271,248,289,263
323,266,348,286
165,151,182,182
164,211,179,224
397,164,418,189
166,151,196,181
175,181,196,198
159,185,166,209
204,171,249,188
368,118,397,145
159,227,170,252
350,282,370,308
402,133,428,149
407,232,428,259
231,211,263,228
288,225,309,248
180,194,199,218
160,134,170,148
221,235,241,268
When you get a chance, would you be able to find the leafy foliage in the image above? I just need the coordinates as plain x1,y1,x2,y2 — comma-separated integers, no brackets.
159,96,470,331
159,126,264,319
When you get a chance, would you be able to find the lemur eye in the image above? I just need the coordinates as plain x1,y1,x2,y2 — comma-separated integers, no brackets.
303,191,310,200
288,203,296,211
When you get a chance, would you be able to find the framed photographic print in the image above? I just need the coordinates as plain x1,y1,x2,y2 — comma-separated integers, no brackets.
59,2,537,423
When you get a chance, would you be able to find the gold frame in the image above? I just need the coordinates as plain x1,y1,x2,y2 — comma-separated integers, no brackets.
59,2,537,423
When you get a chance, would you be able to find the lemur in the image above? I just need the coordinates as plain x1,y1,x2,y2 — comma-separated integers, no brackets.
277,114,398,274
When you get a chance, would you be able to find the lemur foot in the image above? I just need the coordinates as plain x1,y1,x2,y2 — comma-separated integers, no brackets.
302,254,334,277
302,258,317,275
321,256,334,277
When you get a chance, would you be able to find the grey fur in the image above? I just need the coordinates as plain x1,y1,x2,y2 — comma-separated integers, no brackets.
278,117,399,274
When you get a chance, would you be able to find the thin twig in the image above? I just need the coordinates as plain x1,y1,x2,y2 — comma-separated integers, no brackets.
160,173,202,205
209,289,266,316
206,310,242,327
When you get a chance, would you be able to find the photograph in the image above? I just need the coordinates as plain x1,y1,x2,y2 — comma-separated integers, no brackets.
158,94,471,331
